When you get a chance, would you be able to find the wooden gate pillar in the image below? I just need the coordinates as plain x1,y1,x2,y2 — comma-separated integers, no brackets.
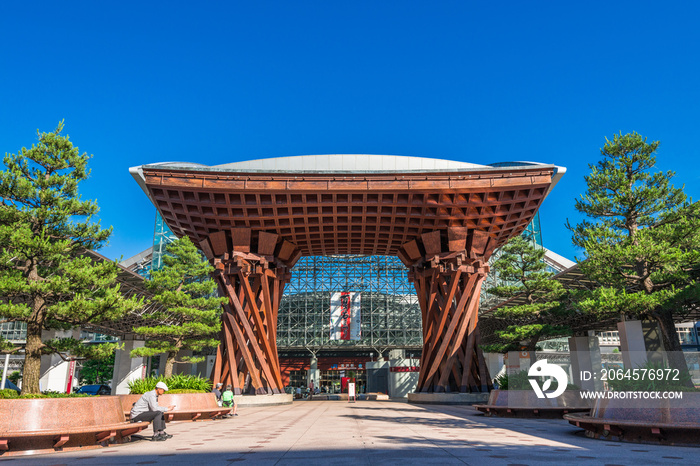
398,228,498,393
199,229,300,395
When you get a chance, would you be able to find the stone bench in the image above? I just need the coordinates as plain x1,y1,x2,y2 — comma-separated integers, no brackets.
474,389,591,418
119,393,231,422
564,392,700,445
0,397,149,455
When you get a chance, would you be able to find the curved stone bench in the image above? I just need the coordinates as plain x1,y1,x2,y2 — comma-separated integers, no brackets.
408,392,489,405
119,392,231,422
474,389,591,418
564,392,700,445
0,396,149,455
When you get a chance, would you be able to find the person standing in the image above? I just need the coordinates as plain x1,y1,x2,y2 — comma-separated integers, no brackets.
130,381,175,441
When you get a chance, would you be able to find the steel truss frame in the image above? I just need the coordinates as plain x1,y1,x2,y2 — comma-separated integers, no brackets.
279,255,422,350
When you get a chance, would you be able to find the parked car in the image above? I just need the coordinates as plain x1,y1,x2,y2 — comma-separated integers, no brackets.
75,384,111,395
1,379,21,394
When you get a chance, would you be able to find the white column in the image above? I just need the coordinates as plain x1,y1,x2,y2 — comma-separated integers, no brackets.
505,351,532,375
388,358,420,398
39,329,78,393
205,355,216,379
483,352,504,380
308,356,320,388
1,354,10,389
111,339,146,395
569,336,603,391
617,320,648,370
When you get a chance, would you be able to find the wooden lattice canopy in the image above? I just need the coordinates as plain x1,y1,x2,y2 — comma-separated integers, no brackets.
131,155,565,394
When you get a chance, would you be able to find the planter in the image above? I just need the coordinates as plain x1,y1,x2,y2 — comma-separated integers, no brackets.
233,393,293,407
119,392,229,422
564,391,700,445
0,396,148,456
474,389,592,418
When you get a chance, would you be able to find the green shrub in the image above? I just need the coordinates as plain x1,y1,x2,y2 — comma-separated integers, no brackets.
0,390,91,399
0,389,19,399
167,388,208,394
8,371,21,385
128,374,211,394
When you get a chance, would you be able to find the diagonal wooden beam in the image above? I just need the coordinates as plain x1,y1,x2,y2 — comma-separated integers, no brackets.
237,270,283,392
261,272,282,381
222,310,264,391
212,343,223,385
422,273,479,388
435,275,479,391
220,275,272,393
222,310,242,395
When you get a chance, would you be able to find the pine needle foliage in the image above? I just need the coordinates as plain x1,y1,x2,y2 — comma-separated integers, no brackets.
0,122,142,393
484,235,568,354
568,132,700,380
127,374,212,394
130,236,226,377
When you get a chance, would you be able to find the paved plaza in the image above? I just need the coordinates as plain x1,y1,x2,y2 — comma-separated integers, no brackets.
2,400,696,466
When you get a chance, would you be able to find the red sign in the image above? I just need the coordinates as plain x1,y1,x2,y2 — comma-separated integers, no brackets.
339,292,351,340
390,366,420,372
66,360,76,393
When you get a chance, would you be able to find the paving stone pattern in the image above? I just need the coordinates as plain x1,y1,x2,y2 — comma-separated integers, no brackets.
1,401,697,465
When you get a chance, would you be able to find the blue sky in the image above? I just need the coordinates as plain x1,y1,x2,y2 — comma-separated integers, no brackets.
1,1,698,263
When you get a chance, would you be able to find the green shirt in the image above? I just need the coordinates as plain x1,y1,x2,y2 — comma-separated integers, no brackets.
222,390,234,402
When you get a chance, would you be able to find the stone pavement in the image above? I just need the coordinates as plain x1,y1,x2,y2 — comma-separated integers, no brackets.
1,400,697,465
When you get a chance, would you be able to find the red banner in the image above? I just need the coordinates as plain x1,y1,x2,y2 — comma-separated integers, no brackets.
66,360,76,393
330,292,361,340
390,366,420,372
339,292,351,340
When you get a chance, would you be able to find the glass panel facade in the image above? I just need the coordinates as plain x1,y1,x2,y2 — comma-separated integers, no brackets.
278,256,422,349
0,321,27,342
146,211,547,352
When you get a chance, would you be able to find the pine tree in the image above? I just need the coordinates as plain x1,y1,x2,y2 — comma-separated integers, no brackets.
484,235,568,359
131,236,225,377
0,122,141,393
78,353,115,385
569,132,700,378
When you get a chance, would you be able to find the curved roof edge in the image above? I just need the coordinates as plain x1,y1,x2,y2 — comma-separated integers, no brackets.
130,154,566,205
212,154,485,171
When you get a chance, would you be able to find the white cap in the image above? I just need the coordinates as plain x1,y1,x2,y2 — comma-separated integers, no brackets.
156,381,169,391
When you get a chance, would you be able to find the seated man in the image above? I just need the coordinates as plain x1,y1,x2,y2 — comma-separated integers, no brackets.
212,382,223,406
131,381,176,441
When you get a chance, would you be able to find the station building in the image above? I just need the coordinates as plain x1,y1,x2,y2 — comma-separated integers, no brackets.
121,155,570,396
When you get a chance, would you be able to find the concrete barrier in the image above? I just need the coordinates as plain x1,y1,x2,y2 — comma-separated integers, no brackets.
233,393,293,407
